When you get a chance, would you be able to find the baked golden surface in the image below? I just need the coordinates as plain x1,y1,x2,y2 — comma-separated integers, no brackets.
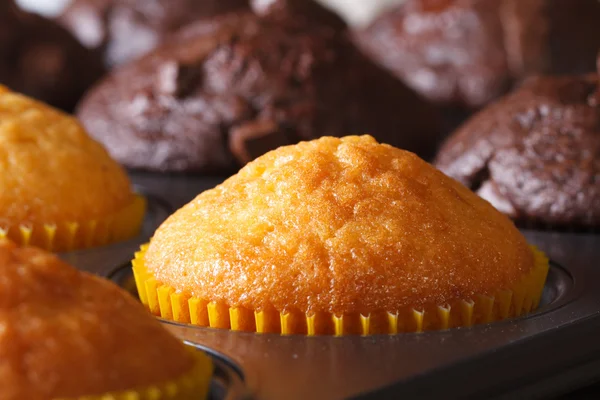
145,135,534,315
0,85,134,226
0,239,194,400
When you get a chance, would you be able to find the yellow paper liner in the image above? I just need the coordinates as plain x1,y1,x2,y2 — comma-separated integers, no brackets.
0,195,146,252
133,244,549,335
56,349,213,400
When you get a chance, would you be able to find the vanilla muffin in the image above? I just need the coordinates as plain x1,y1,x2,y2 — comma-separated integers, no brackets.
134,135,548,335
0,239,212,400
0,86,145,251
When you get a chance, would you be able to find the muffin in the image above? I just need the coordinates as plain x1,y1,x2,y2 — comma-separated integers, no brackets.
435,72,600,230
501,0,600,78
133,135,549,335
354,0,600,109
0,0,104,111
0,239,212,399
0,86,145,251
58,0,249,68
76,0,441,173
354,0,509,109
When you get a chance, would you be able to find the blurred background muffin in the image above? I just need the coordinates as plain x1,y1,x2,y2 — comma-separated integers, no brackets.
0,86,145,251
134,136,548,335
0,238,212,399
76,0,440,173
0,0,104,111
355,0,509,110
18,0,406,25
354,0,600,127
56,0,250,68
501,0,600,78
435,62,600,230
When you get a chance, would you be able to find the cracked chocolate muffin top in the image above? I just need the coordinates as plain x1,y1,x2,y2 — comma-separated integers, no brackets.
0,1,104,111
435,70,600,229
58,0,249,67
354,0,509,109
76,0,440,173
354,0,600,110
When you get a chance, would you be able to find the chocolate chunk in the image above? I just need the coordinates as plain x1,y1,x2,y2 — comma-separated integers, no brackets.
156,61,202,98
229,120,290,164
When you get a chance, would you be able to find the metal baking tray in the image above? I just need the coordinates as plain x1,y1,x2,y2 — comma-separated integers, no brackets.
60,172,600,400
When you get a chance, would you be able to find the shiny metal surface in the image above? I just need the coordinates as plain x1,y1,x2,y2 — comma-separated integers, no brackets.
206,356,250,400
65,172,600,400
58,194,172,275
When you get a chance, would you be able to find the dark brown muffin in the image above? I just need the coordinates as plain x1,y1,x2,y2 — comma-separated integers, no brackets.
435,72,600,229
251,0,346,30
0,1,104,111
58,0,250,67
76,0,441,173
354,0,509,109
355,0,600,110
501,0,600,78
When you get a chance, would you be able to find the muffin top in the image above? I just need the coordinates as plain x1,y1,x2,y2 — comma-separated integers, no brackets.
354,0,509,108
0,0,103,111
77,0,439,173
435,73,600,228
145,135,533,315
354,0,600,109
0,239,195,400
0,86,134,226
58,0,249,67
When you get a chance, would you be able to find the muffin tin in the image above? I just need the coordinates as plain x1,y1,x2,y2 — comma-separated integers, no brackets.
61,172,600,400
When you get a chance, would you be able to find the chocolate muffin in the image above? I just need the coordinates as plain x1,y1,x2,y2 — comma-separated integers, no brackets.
354,0,509,109
58,0,250,67
0,0,104,111
435,70,600,229
77,0,440,173
355,0,600,110
501,0,600,78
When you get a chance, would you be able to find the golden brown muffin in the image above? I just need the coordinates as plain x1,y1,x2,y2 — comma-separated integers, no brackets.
0,85,145,251
134,135,548,335
0,239,212,400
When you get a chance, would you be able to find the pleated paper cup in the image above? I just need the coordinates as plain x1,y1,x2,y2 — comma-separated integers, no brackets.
133,244,549,335
55,349,212,400
0,195,146,252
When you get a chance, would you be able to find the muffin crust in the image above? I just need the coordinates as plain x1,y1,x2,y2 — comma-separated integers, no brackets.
435,74,600,228
0,86,134,227
0,239,194,400
145,135,534,315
